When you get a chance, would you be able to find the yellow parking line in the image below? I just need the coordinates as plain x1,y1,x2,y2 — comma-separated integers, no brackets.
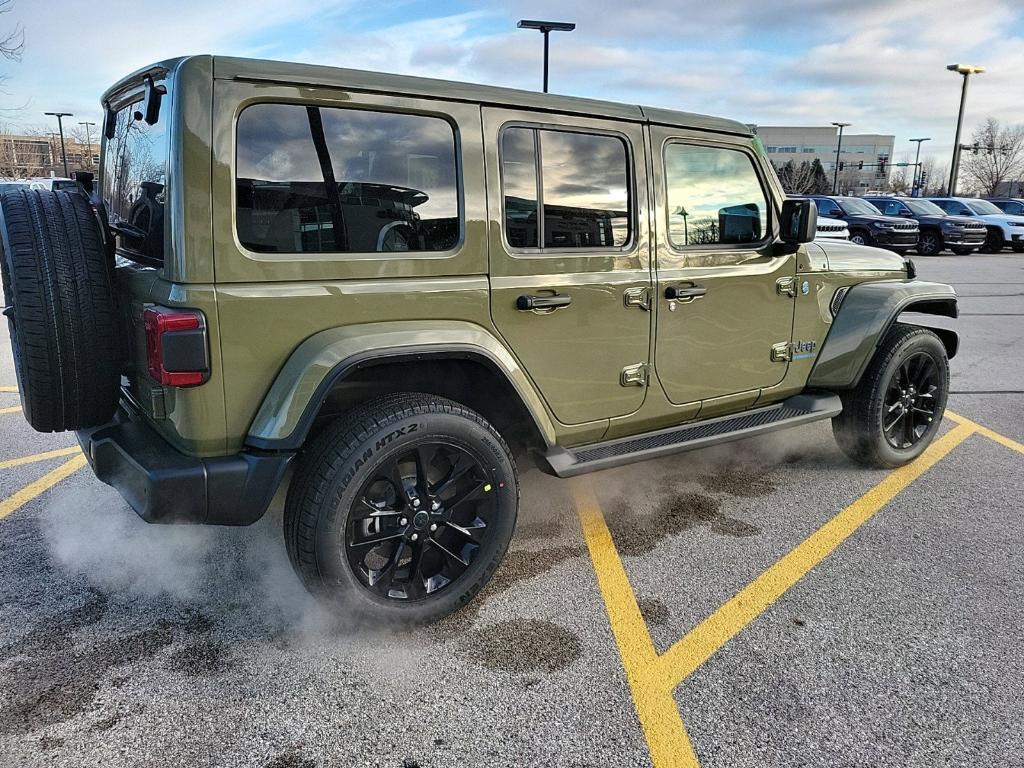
0,406,22,415
576,421,976,768
0,454,87,521
0,386,17,392
947,409,1024,456
0,446,82,469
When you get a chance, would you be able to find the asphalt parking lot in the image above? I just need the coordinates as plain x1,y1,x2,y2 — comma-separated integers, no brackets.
0,253,1022,768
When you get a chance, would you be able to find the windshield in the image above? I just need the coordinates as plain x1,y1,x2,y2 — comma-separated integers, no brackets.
966,199,1003,215
903,199,946,216
101,80,171,265
838,198,883,215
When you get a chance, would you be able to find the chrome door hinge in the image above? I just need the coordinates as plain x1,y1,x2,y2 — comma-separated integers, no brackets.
620,362,649,387
623,286,651,311
770,342,792,362
776,276,797,298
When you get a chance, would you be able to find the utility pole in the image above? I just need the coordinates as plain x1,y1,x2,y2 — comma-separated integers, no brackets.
831,122,850,195
946,63,985,195
908,138,930,196
44,111,74,177
517,19,576,93
78,121,97,168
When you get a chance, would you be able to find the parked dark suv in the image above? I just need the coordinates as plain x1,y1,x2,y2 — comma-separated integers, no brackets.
865,196,986,256
987,198,1024,217
806,196,919,254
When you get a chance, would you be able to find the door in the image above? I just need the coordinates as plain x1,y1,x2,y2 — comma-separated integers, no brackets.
483,108,653,426
650,129,796,406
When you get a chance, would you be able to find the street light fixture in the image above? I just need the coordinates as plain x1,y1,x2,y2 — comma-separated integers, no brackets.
908,137,930,196
831,121,851,195
44,111,73,177
78,121,97,168
517,19,576,94
946,63,985,195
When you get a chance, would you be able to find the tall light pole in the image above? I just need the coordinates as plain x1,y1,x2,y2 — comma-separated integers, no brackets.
908,137,930,196
517,19,576,93
831,121,851,195
78,121,97,168
946,63,984,196
44,111,73,177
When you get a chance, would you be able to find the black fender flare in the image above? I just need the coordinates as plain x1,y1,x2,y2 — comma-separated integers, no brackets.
808,280,957,390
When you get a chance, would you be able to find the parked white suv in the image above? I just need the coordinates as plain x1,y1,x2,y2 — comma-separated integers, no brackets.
815,218,850,240
27,177,78,192
929,197,1024,253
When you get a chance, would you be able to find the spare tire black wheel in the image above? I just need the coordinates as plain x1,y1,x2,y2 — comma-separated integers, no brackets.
0,188,122,432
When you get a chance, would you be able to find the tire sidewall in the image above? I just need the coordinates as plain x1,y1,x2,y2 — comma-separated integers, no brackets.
918,231,940,256
311,408,518,623
867,332,949,466
850,230,870,246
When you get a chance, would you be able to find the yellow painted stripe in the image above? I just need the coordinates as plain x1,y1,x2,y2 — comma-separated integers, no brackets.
0,446,81,469
947,410,1024,456
655,422,975,683
0,406,22,415
575,480,700,768
0,454,87,521
0,386,17,392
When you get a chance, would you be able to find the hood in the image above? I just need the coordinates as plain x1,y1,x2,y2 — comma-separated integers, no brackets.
810,239,908,273
943,215,985,227
843,213,913,226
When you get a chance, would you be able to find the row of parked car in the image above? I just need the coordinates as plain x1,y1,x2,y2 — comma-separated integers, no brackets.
0,177,78,194
807,194,1024,256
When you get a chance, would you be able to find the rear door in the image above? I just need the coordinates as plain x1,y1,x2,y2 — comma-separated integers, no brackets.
483,108,652,426
649,128,796,406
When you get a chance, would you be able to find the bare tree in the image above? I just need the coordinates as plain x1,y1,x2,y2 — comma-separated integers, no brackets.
0,0,22,64
916,157,948,196
960,117,1024,196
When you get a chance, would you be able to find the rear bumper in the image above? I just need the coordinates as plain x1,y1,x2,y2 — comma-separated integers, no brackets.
76,404,292,525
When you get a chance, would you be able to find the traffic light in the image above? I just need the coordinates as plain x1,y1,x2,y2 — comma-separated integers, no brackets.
878,156,887,174
920,171,928,189
857,161,864,170
838,161,845,171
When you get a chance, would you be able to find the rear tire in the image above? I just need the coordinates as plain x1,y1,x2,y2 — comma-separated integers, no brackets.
0,188,121,432
832,324,949,468
283,393,519,624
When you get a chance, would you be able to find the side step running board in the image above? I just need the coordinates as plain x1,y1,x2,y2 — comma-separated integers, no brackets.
539,393,842,478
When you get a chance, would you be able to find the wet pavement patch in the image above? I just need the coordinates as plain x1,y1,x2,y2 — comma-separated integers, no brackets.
698,467,777,498
467,618,583,674
606,492,760,557
265,750,317,768
168,637,232,677
637,597,670,626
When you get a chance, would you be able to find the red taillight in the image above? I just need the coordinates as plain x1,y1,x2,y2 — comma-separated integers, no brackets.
143,307,207,387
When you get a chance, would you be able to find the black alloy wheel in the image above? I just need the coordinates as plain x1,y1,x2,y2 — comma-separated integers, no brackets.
882,352,940,450
346,441,496,601
917,231,942,256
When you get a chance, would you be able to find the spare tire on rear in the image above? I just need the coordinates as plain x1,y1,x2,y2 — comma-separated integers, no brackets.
0,188,122,432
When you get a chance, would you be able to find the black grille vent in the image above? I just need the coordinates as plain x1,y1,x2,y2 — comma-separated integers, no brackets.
830,286,850,317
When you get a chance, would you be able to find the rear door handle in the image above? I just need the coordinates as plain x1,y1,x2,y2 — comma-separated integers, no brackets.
665,285,706,301
516,294,572,311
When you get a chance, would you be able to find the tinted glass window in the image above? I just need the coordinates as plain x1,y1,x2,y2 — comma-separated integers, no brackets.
540,130,629,248
871,199,905,216
501,127,539,248
665,144,767,246
814,198,839,216
236,104,459,253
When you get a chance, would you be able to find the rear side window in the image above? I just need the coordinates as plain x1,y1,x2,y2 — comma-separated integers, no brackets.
500,126,630,250
236,104,460,254
665,143,768,247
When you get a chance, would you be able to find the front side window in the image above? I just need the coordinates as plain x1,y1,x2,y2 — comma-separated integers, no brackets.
500,126,631,250
236,104,460,254
966,199,1002,216
814,198,839,216
837,198,883,216
665,143,768,247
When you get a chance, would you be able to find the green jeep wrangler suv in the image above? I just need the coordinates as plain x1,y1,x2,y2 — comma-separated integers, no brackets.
0,56,957,623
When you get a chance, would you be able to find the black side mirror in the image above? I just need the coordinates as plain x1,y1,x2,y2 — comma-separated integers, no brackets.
780,199,817,244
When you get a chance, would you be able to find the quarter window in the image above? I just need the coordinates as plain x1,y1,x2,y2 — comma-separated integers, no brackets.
664,143,768,247
236,104,459,254
501,126,630,250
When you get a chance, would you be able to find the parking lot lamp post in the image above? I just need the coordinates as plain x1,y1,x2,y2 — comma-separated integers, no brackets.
909,137,930,196
78,121,96,168
831,122,850,195
517,20,576,93
44,111,73,177
946,63,985,195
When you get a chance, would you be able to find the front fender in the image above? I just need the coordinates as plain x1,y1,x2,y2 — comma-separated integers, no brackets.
808,280,957,389
244,320,557,450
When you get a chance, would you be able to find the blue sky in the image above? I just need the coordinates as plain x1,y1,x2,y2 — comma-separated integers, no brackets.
2,0,1023,167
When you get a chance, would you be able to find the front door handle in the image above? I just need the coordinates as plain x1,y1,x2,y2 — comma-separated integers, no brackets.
665,285,706,301
516,293,572,311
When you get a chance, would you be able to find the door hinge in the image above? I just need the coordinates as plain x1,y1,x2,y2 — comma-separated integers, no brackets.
776,276,797,298
770,342,792,362
623,286,651,311
620,362,648,387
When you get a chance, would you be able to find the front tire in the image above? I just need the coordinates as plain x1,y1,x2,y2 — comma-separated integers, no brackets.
284,393,519,624
832,324,949,468
982,228,1005,253
916,230,943,256
849,230,872,247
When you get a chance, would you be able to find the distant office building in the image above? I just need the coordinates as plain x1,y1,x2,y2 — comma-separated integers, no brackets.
0,133,99,179
756,126,895,194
